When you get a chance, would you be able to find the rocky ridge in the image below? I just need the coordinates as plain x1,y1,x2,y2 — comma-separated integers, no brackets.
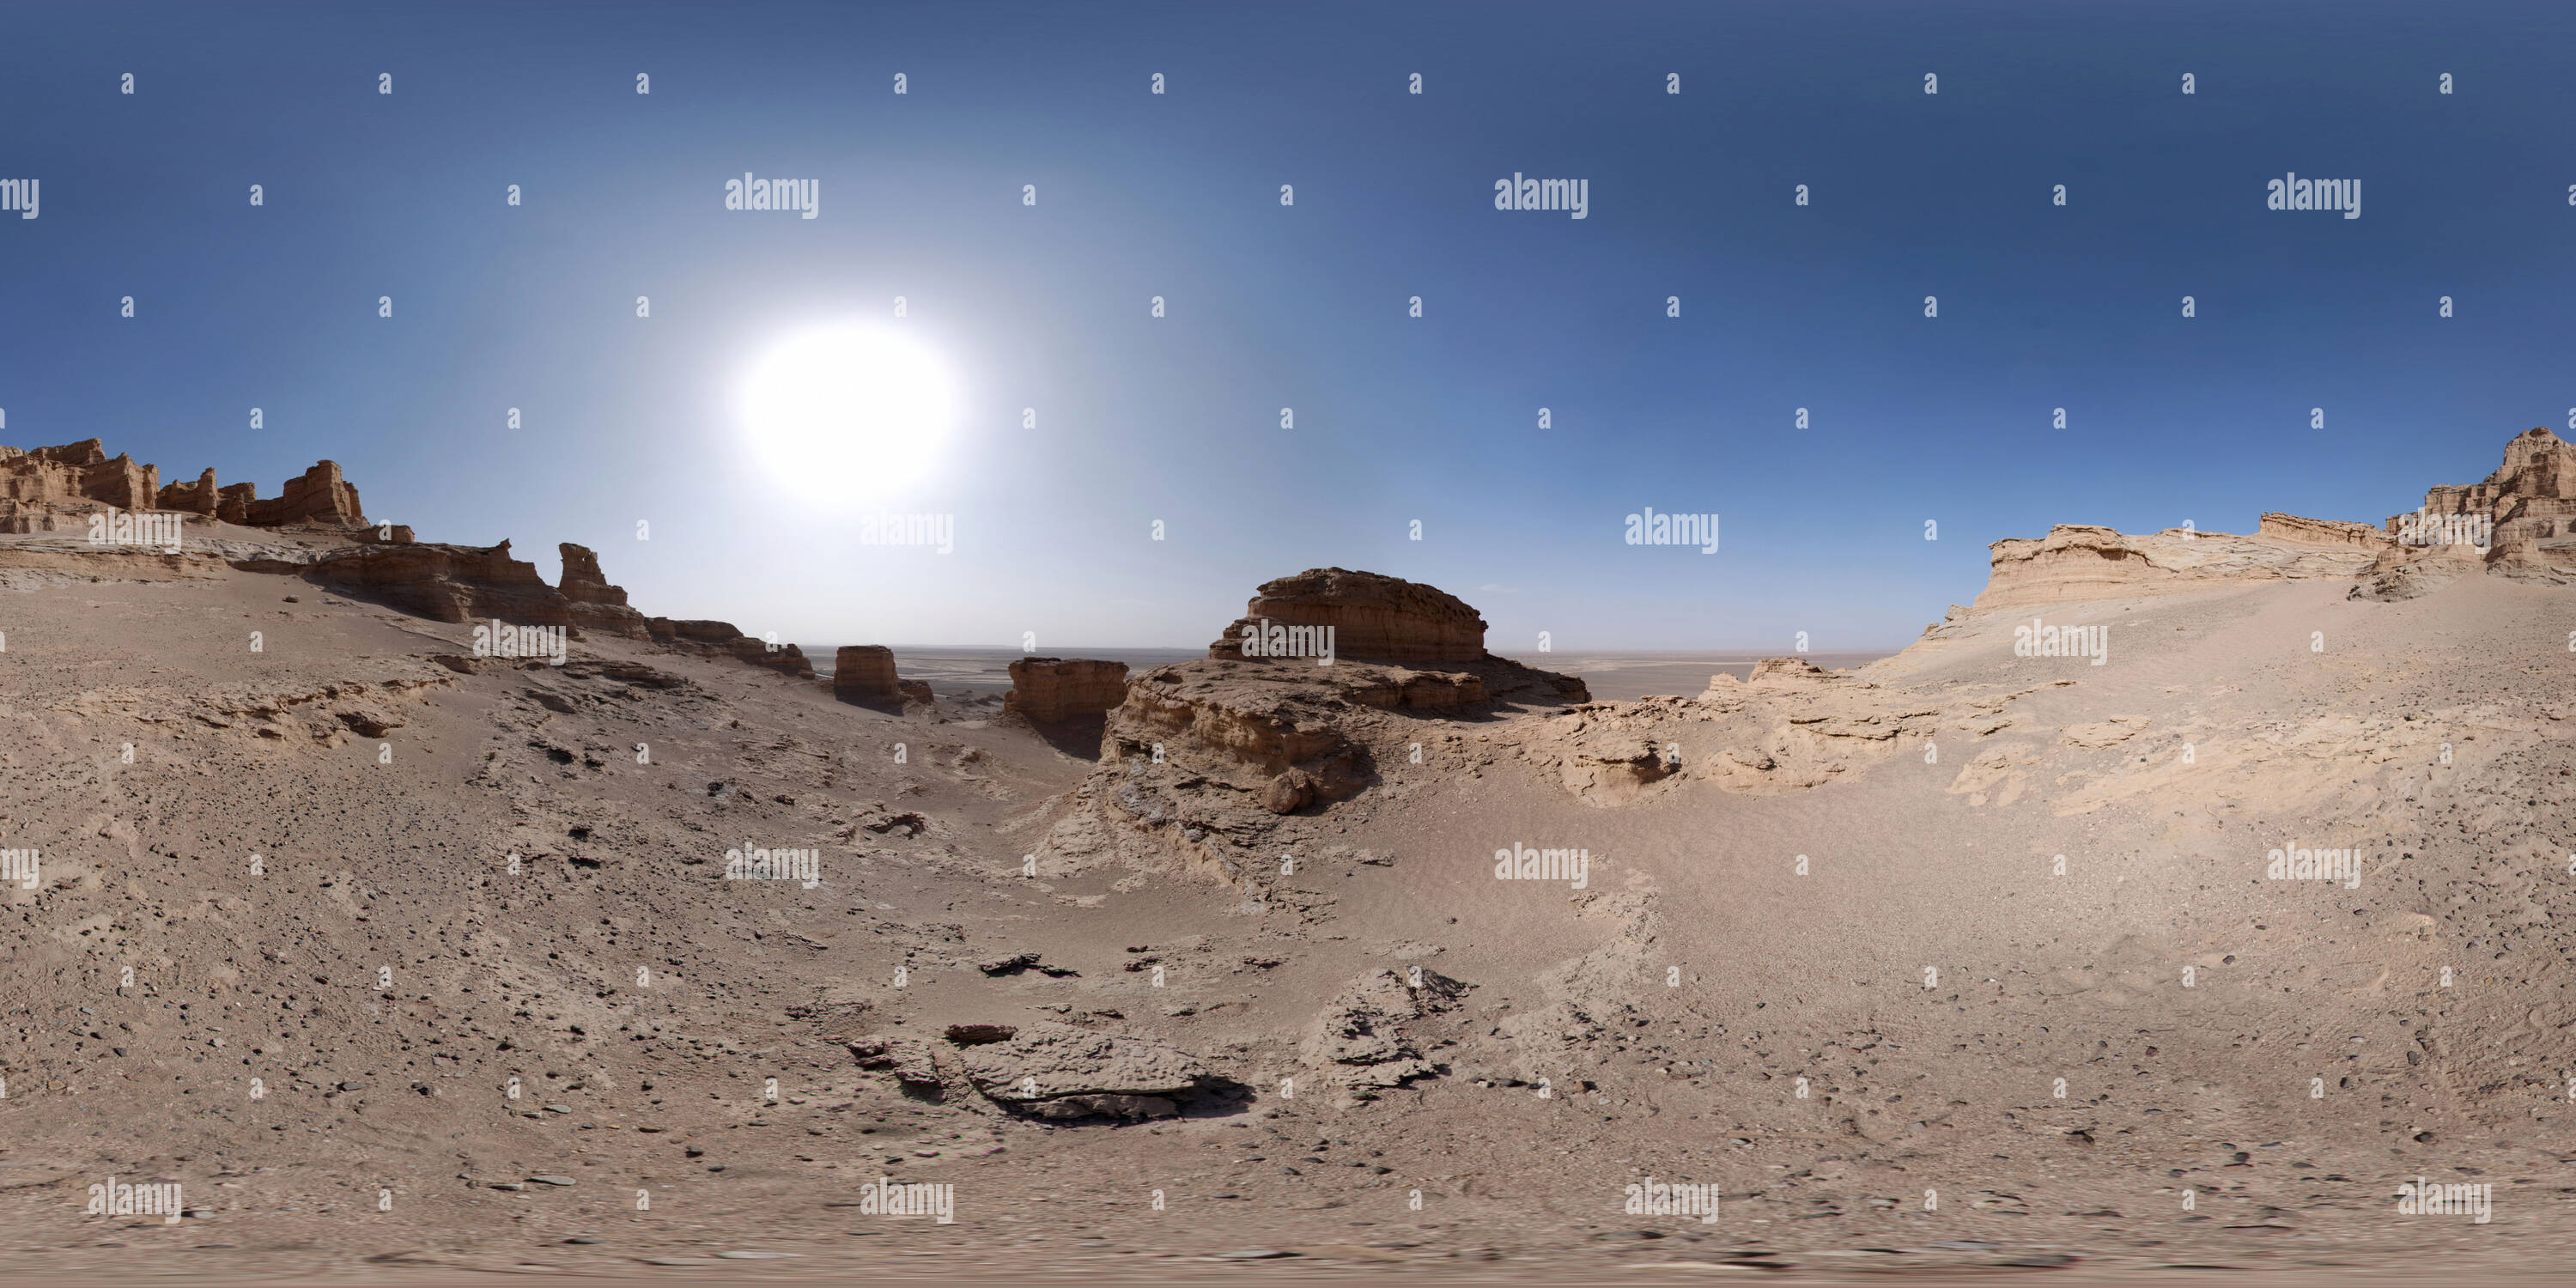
1,437,365,533
1976,428,2576,611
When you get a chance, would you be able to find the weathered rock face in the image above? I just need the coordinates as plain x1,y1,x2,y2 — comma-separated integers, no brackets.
833,645,899,702
556,543,628,606
1004,657,1128,721
84,453,161,511
1209,568,1488,664
157,468,220,517
2388,427,2576,582
246,460,363,526
0,440,159,532
301,540,653,641
647,617,815,679
2258,513,2394,549
216,482,258,526
1972,524,2385,611
1974,428,2576,611
0,438,363,533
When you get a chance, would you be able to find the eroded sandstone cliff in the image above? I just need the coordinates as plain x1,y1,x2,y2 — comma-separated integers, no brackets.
1208,568,1491,664
1973,428,2576,611
1004,657,1130,722
0,438,364,533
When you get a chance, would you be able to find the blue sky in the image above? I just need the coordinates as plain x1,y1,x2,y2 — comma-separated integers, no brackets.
3,1,2569,650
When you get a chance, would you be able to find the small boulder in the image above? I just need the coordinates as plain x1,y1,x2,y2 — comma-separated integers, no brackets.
1260,769,1316,815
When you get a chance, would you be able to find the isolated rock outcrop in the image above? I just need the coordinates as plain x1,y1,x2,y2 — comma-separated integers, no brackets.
829,646,928,704
953,1019,1214,1120
1209,568,1490,663
1004,657,1128,721
556,543,629,608
1300,968,1470,1096
833,645,899,701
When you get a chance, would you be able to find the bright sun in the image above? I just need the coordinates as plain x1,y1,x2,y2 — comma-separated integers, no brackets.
739,325,958,495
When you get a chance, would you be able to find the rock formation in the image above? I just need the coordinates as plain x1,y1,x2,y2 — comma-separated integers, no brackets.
0,440,161,532
0,437,363,533
833,645,899,702
301,540,653,640
1209,568,1490,664
216,482,258,525
951,1019,1218,1120
1973,428,2576,611
1035,569,1589,888
647,617,815,679
156,467,220,517
1299,968,1470,1097
1971,524,2385,611
246,459,364,526
2257,513,2392,549
283,535,818,682
2385,426,2576,582
556,542,630,608
1003,657,1129,721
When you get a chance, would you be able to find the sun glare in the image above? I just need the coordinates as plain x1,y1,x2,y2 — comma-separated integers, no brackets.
738,325,957,495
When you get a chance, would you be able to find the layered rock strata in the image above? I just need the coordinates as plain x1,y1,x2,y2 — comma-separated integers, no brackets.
1974,428,2576,611
0,438,365,533
1209,568,1489,664
1004,657,1129,721
300,541,652,640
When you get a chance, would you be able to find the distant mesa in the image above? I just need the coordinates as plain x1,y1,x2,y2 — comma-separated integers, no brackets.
1208,567,1490,664
1005,657,1129,722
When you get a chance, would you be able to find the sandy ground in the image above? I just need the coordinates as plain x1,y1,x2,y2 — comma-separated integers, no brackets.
2,535,2573,1285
